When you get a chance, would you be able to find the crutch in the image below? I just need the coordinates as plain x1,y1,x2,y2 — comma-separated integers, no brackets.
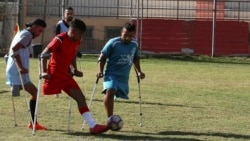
81,77,99,130
67,64,74,132
7,56,17,127
77,53,87,98
67,95,72,132
67,52,86,132
13,58,34,133
32,56,43,135
134,66,142,127
11,95,17,127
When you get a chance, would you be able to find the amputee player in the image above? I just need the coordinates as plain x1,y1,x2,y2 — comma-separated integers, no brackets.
40,18,109,135
6,19,47,130
96,23,145,120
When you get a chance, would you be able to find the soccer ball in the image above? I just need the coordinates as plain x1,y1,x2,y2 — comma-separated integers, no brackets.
107,115,124,131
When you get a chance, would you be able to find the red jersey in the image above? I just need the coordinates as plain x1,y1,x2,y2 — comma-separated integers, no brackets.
47,32,80,75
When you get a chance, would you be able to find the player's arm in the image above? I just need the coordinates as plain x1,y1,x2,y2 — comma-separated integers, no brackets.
133,56,145,79
70,54,83,77
11,42,28,74
40,47,51,79
71,55,77,71
97,53,107,78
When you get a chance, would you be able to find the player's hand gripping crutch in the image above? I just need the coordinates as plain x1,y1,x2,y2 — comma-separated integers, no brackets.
81,77,99,130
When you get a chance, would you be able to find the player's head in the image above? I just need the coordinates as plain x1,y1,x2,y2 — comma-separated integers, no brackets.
121,23,136,44
25,18,47,39
68,18,86,41
64,7,74,22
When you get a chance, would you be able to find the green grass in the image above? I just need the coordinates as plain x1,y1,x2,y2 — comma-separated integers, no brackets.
0,55,249,141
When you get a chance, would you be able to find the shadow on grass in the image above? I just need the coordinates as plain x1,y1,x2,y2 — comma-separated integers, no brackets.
64,130,202,141
0,90,9,94
54,127,249,140
90,98,201,109
157,131,250,140
147,55,250,65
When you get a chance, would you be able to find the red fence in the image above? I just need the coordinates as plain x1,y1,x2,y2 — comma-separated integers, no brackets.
137,19,249,56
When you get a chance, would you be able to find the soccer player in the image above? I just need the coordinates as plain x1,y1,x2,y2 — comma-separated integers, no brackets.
6,18,47,130
96,23,146,118
55,7,74,97
40,18,109,135
55,6,81,97
55,6,74,35
55,6,81,78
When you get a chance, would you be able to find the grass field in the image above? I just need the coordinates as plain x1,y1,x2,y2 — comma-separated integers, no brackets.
0,55,249,141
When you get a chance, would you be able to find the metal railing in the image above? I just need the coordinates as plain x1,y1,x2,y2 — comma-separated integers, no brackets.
24,0,250,21
1,0,250,54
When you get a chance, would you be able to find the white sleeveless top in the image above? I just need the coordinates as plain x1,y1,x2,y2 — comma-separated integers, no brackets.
57,20,69,33
6,29,32,85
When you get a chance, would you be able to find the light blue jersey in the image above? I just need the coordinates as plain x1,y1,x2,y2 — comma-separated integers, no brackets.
102,37,139,79
6,29,32,85
101,37,139,99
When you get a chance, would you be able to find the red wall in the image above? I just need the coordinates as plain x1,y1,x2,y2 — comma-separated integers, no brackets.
136,19,249,56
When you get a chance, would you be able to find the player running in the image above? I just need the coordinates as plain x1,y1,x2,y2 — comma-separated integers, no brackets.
40,18,109,135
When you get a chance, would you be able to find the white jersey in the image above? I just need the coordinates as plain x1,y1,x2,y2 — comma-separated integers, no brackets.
6,29,32,85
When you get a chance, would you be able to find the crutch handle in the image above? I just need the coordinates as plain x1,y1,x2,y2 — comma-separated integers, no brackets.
133,66,140,83
95,77,99,84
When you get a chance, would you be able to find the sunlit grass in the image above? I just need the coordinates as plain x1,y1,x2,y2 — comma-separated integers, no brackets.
0,55,249,141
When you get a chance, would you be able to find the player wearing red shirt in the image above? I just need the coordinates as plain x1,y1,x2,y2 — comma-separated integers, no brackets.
42,32,80,94
40,19,109,135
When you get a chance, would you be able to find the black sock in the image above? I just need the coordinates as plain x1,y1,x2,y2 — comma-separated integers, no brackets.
29,99,36,123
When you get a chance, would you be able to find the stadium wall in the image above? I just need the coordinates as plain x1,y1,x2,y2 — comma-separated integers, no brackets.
136,19,249,56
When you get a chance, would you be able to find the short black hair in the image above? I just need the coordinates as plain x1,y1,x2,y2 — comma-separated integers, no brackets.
70,18,86,33
65,6,74,11
25,18,47,28
123,23,136,32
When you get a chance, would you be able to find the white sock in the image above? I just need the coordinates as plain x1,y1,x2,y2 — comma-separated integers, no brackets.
82,112,96,128
107,116,112,121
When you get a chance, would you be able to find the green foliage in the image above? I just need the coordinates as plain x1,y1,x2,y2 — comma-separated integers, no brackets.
0,56,249,141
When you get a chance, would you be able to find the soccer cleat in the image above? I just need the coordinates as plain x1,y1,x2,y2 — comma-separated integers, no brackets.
28,122,47,130
89,124,109,135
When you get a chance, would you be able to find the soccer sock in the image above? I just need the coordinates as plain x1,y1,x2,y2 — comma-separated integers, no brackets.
29,99,36,123
107,116,112,121
79,107,96,128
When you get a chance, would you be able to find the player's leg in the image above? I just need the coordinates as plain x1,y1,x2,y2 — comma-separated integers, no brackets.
63,79,108,134
103,89,116,117
102,75,118,118
103,85,128,118
11,85,21,96
24,82,47,130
